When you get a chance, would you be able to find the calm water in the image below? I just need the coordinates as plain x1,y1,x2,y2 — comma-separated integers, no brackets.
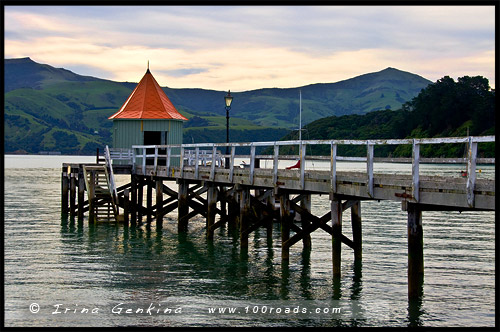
4,155,495,327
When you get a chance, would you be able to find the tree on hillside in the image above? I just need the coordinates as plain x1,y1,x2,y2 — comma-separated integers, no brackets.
403,75,494,137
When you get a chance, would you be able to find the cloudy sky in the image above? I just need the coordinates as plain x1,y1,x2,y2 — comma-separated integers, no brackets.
4,5,496,91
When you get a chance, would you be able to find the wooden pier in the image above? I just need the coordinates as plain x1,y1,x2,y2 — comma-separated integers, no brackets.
61,136,495,300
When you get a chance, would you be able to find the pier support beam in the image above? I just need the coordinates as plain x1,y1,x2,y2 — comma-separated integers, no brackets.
239,186,251,249
130,174,137,227
227,189,239,232
351,201,362,261
300,194,312,249
147,178,153,224
266,192,275,241
207,184,218,240
178,180,189,233
156,178,163,229
331,197,342,277
137,177,144,224
123,189,129,227
77,168,85,221
407,203,424,300
88,170,96,224
69,170,76,218
61,167,69,215
280,192,291,261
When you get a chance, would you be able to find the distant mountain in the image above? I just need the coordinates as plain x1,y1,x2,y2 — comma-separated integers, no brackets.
4,57,103,93
279,75,495,158
4,57,432,154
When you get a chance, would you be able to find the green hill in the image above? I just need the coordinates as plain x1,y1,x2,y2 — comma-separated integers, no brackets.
4,57,431,154
279,75,495,158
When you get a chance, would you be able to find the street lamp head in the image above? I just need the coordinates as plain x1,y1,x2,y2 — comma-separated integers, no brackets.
224,90,233,109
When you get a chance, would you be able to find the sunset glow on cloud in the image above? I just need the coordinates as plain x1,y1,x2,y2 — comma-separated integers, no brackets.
4,5,495,91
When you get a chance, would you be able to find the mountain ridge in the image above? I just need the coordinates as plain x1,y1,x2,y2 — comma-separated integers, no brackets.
5,57,432,154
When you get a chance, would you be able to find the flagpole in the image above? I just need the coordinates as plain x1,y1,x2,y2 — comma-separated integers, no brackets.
299,90,302,141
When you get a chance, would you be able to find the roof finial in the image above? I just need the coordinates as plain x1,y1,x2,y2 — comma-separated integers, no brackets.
146,60,150,73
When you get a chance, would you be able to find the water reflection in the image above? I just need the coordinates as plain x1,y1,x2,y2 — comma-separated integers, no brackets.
407,276,425,327
58,216,431,327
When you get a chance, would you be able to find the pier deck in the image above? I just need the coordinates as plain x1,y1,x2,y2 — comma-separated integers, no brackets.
61,135,495,300
139,165,494,211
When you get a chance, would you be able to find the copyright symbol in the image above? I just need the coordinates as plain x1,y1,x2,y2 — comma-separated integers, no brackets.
29,303,40,313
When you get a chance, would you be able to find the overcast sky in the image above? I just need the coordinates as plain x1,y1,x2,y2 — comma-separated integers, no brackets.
4,5,496,91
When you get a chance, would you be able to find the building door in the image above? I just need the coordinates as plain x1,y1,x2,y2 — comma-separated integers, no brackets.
144,131,166,165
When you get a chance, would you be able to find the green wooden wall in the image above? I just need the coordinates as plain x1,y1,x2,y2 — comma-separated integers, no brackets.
111,119,184,165
112,119,184,148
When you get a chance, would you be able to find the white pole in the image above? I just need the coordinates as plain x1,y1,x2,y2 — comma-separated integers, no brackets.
299,90,302,142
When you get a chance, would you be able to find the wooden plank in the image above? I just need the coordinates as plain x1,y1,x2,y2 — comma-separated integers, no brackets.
412,141,420,203
229,146,236,183
141,161,495,211
195,147,199,178
330,143,337,194
273,144,279,190
249,145,256,185
210,146,217,181
180,147,185,177
300,142,306,190
366,143,374,198
466,139,477,207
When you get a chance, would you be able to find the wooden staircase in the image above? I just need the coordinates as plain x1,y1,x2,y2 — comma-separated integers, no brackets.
83,164,118,222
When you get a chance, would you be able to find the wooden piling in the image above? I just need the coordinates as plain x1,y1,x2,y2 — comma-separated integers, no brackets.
239,186,250,248
219,185,227,220
178,180,189,232
351,200,362,260
147,178,153,224
227,190,239,232
300,194,312,249
88,170,96,224
137,177,144,224
69,171,76,218
280,192,291,261
123,189,129,227
156,178,163,229
207,184,218,239
266,192,274,241
331,197,342,277
130,174,137,227
61,167,69,215
77,168,85,220
407,203,424,300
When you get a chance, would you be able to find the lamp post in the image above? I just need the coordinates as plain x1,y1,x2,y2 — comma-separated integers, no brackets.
224,90,233,169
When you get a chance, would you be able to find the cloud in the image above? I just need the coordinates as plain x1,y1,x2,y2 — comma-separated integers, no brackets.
4,5,495,90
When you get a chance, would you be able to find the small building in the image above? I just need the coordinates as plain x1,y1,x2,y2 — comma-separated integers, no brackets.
109,67,187,164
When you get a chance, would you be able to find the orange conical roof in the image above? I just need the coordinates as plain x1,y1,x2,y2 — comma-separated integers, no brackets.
109,69,187,120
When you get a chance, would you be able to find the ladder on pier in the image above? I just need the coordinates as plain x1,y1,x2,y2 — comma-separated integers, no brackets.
83,165,118,222
83,146,120,222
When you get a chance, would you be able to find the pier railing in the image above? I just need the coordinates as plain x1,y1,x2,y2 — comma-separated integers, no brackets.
108,135,494,207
